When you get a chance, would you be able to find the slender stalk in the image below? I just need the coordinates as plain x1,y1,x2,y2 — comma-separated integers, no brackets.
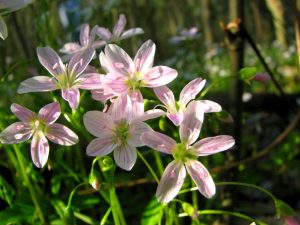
66,182,89,209
137,150,159,183
13,146,46,225
109,187,127,225
153,151,164,176
100,207,112,225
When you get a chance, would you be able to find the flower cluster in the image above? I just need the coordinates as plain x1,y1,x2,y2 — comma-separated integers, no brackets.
0,14,235,204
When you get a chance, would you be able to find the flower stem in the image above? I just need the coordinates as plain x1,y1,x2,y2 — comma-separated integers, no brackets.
137,150,159,183
13,146,46,225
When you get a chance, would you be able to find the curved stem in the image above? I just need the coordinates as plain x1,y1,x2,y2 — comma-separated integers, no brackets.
100,207,112,225
137,150,159,183
67,182,89,208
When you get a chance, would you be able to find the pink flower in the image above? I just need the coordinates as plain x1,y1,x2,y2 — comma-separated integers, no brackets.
18,47,101,109
83,95,163,171
284,217,300,225
95,14,144,44
154,78,222,126
0,102,78,168
252,72,271,83
141,101,235,204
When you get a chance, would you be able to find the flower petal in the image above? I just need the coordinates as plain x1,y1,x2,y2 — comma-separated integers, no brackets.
68,48,95,76
141,131,175,154
133,109,164,123
61,87,80,109
17,76,58,94
198,100,222,113
153,86,176,110
128,91,144,118
143,66,177,87
37,47,65,77
113,143,137,171
0,122,33,144
80,23,90,46
59,42,81,54
180,101,204,146
95,27,112,41
113,14,126,37
128,122,151,147
104,73,128,95
83,111,114,137
192,135,235,156
76,73,102,90
179,78,206,106
10,103,35,122
46,123,78,146
0,15,7,40
120,28,144,40
91,89,115,103
167,112,183,126
134,40,155,72
156,160,186,204
185,160,215,198
31,132,49,168
38,102,60,124
110,95,132,122
86,131,116,156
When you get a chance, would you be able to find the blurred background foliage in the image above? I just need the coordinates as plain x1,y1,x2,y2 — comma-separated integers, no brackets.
0,0,299,224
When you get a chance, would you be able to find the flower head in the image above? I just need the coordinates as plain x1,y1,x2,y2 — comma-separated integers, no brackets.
141,101,234,204
154,78,221,126
0,102,78,168
18,47,102,109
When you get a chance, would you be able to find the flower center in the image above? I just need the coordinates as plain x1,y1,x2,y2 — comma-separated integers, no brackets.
172,143,197,163
57,67,76,89
125,71,143,91
114,121,130,146
30,119,47,133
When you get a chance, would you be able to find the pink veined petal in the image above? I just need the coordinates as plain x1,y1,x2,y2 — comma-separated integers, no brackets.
198,100,222,113
17,76,58,94
30,132,49,168
83,111,114,137
86,131,116,156
37,47,65,77
128,91,144,118
91,89,115,103
185,160,216,198
0,122,33,144
132,109,164,123
38,102,60,124
110,95,132,122
180,101,204,146
179,78,206,106
91,40,106,49
192,135,235,156
143,66,178,88
127,122,151,147
10,103,35,122
153,86,176,110
120,28,144,40
104,73,128,95
61,87,80,109
80,23,90,46
141,131,176,155
76,73,102,90
134,40,156,72
103,44,134,75
95,27,112,41
68,47,95,76
167,112,184,126
46,123,78,146
113,143,137,171
59,42,81,54
156,160,186,204
113,14,126,37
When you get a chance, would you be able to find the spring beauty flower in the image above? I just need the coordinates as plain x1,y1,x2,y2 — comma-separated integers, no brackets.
18,47,101,109
154,78,221,126
0,102,78,168
141,101,234,204
83,95,163,171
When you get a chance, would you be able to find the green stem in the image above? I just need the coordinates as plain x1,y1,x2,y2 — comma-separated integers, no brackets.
13,146,46,225
109,187,127,225
100,207,112,225
66,182,89,208
153,151,164,176
137,150,159,183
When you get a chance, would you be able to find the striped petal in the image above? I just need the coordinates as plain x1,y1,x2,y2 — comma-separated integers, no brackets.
141,131,175,155
10,103,35,122
46,123,78,146
179,78,206,106
86,130,116,156
127,122,151,147
0,122,33,144
143,66,177,87
31,132,49,168
76,73,102,90
61,87,80,109
113,14,126,37
113,143,137,171
17,76,58,94
134,40,155,72
38,102,60,124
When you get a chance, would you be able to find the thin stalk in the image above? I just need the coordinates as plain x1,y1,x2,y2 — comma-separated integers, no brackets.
13,146,46,225
100,207,112,225
109,187,127,225
66,182,89,209
137,150,159,183
153,151,164,176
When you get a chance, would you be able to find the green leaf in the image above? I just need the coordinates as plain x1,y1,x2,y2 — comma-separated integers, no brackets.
182,202,198,219
0,175,15,206
275,199,296,217
215,110,233,123
0,202,34,224
141,197,163,225
238,67,257,83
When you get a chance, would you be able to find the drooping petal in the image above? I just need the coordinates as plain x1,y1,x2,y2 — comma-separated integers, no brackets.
0,15,7,40
61,87,80,109
104,73,128,95
180,101,204,146
46,123,78,146
0,122,33,144
110,95,132,122
167,111,183,126
134,40,156,72
198,100,222,113
86,131,116,156
143,66,177,87
192,135,235,156
38,102,60,124
120,28,144,40
132,109,164,123
17,76,58,94
179,78,206,106
141,131,175,155
127,122,151,147
153,86,176,110
31,132,49,168
10,103,35,122
185,160,215,198
113,14,126,37
83,111,114,137
79,23,90,46
68,48,95,76
113,143,137,171
75,73,102,90
128,91,144,118
37,47,65,77
156,160,186,204
95,27,112,41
